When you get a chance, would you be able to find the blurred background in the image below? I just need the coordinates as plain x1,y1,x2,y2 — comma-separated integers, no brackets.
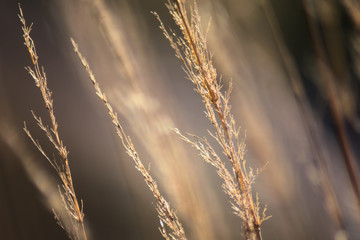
1,0,360,239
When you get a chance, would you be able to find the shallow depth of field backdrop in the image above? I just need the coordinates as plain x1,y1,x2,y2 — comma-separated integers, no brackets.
1,0,360,239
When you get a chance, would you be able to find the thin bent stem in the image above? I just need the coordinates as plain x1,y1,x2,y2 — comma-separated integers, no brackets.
71,39,187,240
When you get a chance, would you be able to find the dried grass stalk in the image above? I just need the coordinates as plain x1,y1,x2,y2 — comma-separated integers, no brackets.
18,5,87,240
154,1,270,239
71,39,187,240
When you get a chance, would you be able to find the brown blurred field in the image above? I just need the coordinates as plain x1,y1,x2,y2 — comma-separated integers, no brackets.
1,0,360,239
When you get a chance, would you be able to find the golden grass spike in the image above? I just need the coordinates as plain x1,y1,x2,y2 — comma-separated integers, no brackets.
18,5,88,240
155,1,269,239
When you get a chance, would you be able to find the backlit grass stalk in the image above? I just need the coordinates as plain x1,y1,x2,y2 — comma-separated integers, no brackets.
18,5,87,240
154,1,269,239
71,39,187,240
